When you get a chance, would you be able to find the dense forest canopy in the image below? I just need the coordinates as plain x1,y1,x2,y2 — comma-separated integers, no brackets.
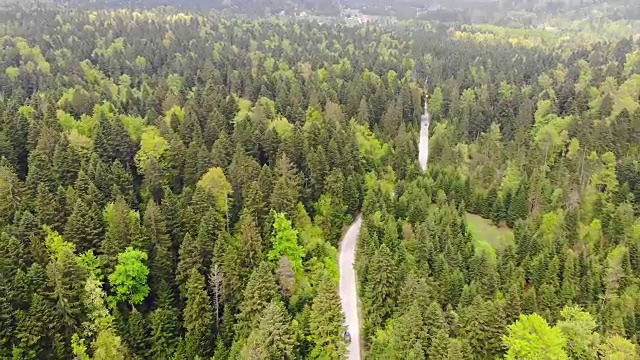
0,0,639,359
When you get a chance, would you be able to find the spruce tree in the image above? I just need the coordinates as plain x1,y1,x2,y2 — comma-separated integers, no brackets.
126,310,150,358
101,196,142,272
236,211,264,281
35,183,64,231
12,293,60,359
14,210,46,265
269,154,301,218
183,268,215,359
308,275,347,359
236,261,279,336
144,200,175,297
64,199,104,253
424,301,447,350
428,328,450,360
150,306,180,360
176,232,205,292
364,243,396,334
253,300,296,359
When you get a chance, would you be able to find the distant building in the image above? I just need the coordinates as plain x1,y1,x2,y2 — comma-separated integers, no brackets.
358,15,371,24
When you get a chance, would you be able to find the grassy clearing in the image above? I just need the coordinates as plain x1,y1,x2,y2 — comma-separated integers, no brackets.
465,213,514,260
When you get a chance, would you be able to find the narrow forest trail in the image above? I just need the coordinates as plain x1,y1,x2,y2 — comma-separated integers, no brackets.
339,215,362,360
338,96,430,360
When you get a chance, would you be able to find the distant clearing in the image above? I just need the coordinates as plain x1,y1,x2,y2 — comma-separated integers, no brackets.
465,213,514,261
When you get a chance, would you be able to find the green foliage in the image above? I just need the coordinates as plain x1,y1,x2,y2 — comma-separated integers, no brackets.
503,313,568,360
0,4,638,359
134,126,170,172
308,275,347,359
197,167,233,214
268,212,305,274
183,268,214,359
108,247,150,306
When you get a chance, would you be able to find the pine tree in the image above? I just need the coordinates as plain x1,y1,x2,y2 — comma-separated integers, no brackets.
127,310,150,358
428,328,450,360
364,243,396,334
308,275,346,359
176,232,204,292
100,196,141,271
251,300,296,359
150,306,180,360
64,199,104,253
183,268,214,359
144,200,175,297
236,261,279,336
236,211,264,281
269,154,301,218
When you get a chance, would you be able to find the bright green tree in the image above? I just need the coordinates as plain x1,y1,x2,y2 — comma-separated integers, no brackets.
556,306,599,360
108,247,150,307
268,212,305,274
503,313,568,360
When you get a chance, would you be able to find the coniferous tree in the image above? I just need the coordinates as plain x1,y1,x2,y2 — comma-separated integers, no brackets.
428,328,451,360
176,232,204,291
248,300,297,359
64,199,104,253
101,197,143,272
144,200,174,296
364,243,396,334
149,306,180,360
236,261,279,337
126,310,150,358
308,275,347,359
183,268,215,359
269,154,301,218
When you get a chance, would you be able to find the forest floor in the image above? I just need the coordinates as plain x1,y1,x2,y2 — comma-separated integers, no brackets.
465,213,514,261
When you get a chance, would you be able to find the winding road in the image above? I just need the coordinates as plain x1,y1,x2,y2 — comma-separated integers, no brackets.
339,215,362,360
419,102,430,172
338,95,430,360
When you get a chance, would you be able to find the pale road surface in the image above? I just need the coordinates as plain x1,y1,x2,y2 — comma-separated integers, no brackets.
419,102,430,172
339,215,362,360
338,98,430,360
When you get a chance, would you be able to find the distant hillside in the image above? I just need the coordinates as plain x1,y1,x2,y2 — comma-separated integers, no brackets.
38,0,640,21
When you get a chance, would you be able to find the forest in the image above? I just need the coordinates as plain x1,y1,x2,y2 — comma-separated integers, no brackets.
0,0,639,359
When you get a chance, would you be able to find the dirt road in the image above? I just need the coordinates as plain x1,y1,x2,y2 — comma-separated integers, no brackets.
338,95,430,360
419,102,430,172
339,215,362,360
